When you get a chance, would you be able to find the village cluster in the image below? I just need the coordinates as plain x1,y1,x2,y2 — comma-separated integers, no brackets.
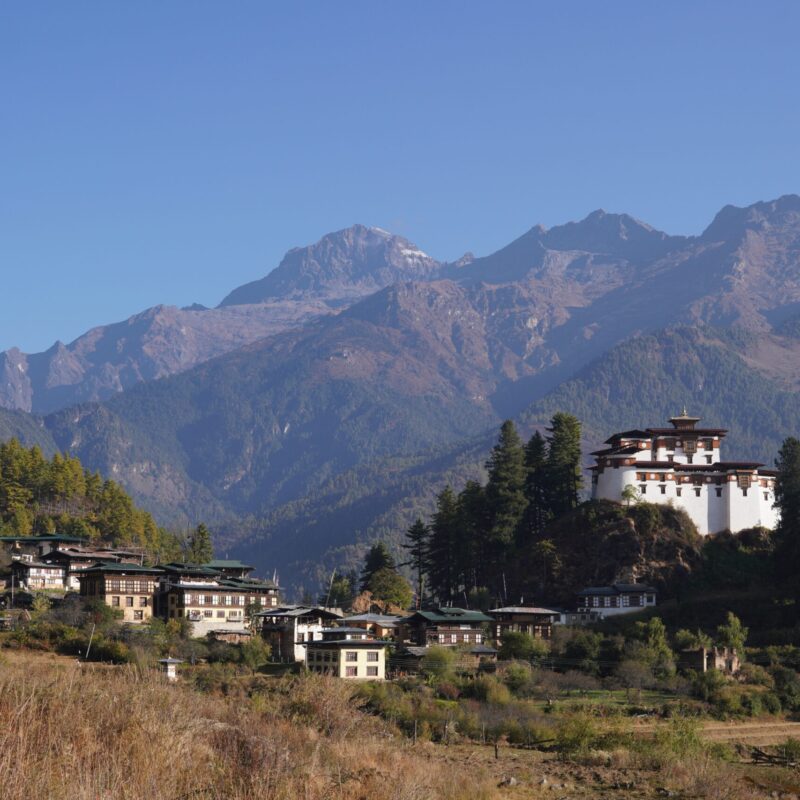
0,413,772,681
0,531,658,680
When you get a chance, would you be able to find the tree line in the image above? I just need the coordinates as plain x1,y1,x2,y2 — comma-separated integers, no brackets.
0,438,213,563
403,412,583,607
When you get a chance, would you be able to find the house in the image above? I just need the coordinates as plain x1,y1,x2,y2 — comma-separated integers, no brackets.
389,643,497,676
157,562,280,638
256,606,343,661
203,560,256,579
678,646,740,675
591,412,778,535
9,560,66,591
304,627,388,680
398,607,492,647
342,612,400,639
489,606,561,643
576,583,657,618
0,534,89,561
38,545,142,590
77,562,164,623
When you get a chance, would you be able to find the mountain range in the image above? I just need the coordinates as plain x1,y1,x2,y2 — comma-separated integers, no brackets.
3,195,800,593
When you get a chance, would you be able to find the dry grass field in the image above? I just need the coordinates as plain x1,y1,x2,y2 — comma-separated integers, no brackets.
0,650,796,800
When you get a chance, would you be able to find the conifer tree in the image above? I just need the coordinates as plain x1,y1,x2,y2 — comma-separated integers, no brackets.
426,486,460,603
545,412,583,517
457,480,488,590
187,523,214,563
519,430,551,542
774,437,800,614
360,542,395,591
484,420,528,593
403,518,429,607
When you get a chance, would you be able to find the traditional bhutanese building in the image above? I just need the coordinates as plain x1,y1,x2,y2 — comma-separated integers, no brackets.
591,412,778,535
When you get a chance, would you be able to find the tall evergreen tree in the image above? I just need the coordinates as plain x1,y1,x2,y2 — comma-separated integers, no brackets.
484,420,528,595
402,518,429,607
774,437,800,615
360,542,395,591
545,412,583,517
457,480,489,590
426,486,460,603
187,523,214,563
519,430,551,542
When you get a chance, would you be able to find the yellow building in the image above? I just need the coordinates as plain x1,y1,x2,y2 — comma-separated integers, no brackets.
77,562,163,623
304,628,387,680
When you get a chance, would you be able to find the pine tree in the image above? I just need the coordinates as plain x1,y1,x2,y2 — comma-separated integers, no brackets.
360,542,395,592
519,430,551,542
457,480,488,590
484,420,528,595
426,486,460,603
774,437,800,615
545,412,583,517
187,523,214,563
403,518,429,607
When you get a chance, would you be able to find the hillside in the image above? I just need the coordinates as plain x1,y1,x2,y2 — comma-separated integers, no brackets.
3,196,800,592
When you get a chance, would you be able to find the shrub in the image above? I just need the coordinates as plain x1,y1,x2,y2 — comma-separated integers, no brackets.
555,713,598,757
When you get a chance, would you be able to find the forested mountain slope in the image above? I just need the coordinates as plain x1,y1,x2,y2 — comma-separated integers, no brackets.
3,196,800,592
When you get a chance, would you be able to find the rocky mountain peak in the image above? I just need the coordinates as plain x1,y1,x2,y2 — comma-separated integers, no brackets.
219,224,441,307
701,194,800,242
542,209,682,260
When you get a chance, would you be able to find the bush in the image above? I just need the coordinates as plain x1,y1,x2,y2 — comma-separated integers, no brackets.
555,713,598,756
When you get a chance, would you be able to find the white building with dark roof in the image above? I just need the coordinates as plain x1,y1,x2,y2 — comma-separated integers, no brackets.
591,412,778,535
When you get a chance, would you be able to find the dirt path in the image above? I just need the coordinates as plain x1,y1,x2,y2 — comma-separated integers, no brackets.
698,719,800,746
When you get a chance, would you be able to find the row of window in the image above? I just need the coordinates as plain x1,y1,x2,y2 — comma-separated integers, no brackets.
580,594,655,608
433,633,482,644
308,664,380,677
110,596,149,607
640,484,769,500
105,580,157,593
308,650,380,662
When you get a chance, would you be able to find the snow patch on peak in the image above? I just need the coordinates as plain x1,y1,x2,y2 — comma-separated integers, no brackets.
401,247,429,259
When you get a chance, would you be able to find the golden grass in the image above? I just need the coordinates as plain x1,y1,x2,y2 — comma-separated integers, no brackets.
0,653,499,800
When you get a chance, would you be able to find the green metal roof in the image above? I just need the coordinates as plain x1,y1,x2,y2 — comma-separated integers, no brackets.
0,534,88,544
402,607,492,624
75,561,164,575
160,562,221,577
204,559,255,570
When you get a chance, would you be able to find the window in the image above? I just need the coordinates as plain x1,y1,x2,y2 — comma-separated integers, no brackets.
211,595,218,605
742,488,748,497
140,597,148,607
225,596,232,606
204,610,213,618
133,610,143,621
345,666,357,677
660,485,666,495
716,488,722,497
346,651,358,662
676,488,682,497
197,595,204,605
450,634,457,643
217,611,225,618
706,456,713,464
640,484,647,494
764,492,769,501
125,596,134,607
366,666,378,677
237,595,245,605
367,651,379,662
694,488,701,497
111,596,120,607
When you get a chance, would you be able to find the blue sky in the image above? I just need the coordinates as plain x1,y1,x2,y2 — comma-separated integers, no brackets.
2,2,799,352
